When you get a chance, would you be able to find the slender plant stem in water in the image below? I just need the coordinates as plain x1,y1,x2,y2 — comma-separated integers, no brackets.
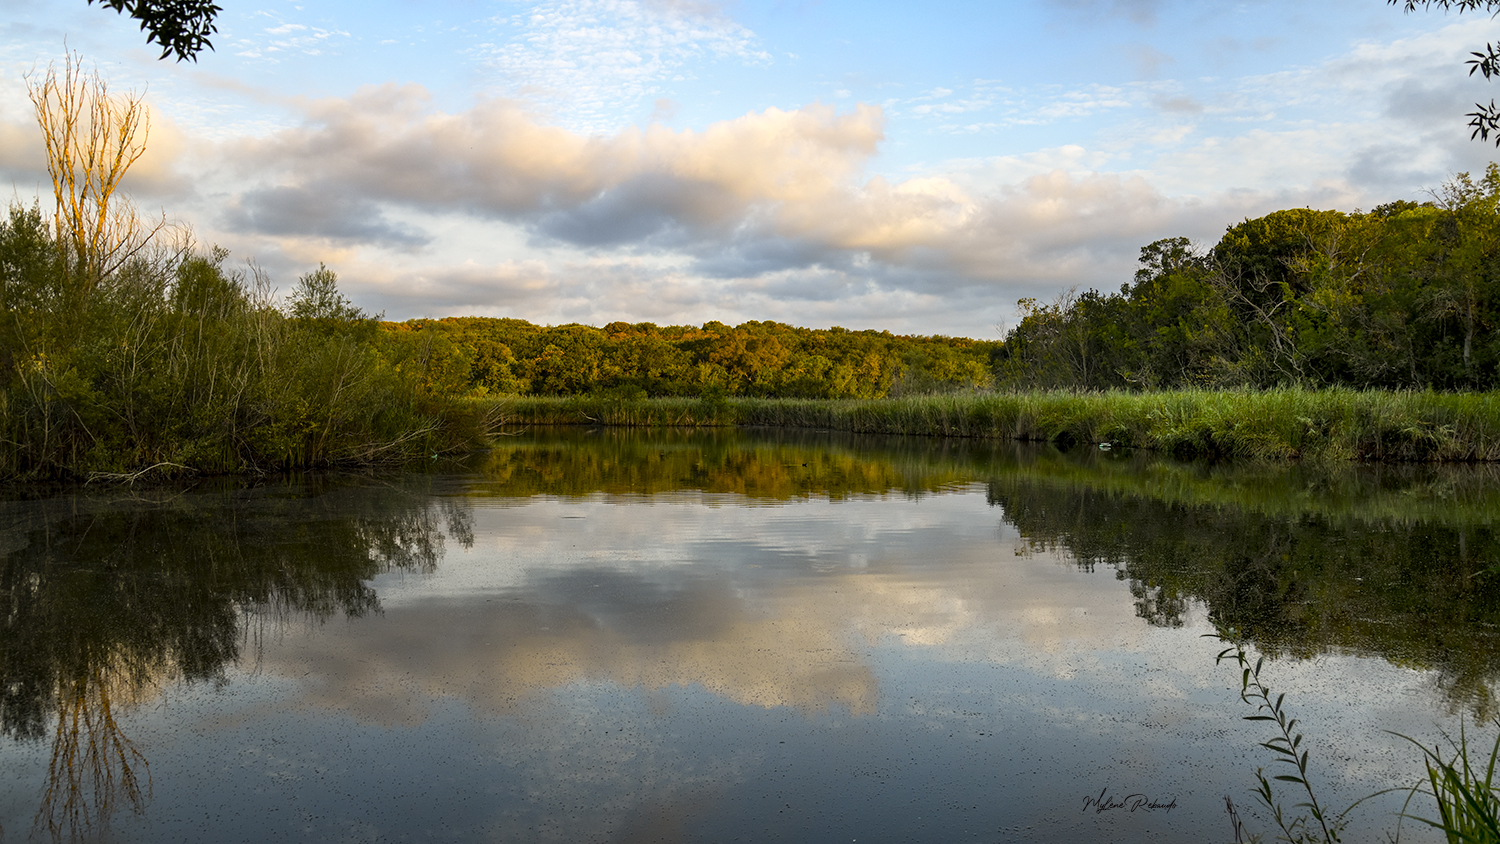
1208,628,1378,843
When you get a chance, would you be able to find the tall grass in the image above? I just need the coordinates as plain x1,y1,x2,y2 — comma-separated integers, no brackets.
498,388,1500,463
1396,723,1500,844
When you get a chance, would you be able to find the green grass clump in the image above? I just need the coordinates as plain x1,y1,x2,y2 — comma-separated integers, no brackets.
1396,724,1500,844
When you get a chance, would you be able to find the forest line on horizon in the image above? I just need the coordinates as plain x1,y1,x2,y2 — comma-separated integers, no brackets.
3,49,1498,478
380,162,1500,399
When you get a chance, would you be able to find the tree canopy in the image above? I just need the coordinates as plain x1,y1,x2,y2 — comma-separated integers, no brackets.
87,0,220,61
997,163,1500,391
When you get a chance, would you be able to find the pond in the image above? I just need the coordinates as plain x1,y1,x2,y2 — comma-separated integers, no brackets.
4,428,1500,843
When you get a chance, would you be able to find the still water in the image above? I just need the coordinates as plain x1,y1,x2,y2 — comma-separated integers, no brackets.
4,428,1500,843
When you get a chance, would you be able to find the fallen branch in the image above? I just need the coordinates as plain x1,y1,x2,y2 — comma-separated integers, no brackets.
86,462,193,485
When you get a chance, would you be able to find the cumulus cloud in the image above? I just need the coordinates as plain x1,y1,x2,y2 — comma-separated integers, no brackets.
215,87,1211,299
179,69,1427,336
224,90,885,252
224,184,432,248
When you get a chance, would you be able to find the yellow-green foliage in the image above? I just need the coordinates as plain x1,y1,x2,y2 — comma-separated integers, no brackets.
379,316,998,399
465,427,980,501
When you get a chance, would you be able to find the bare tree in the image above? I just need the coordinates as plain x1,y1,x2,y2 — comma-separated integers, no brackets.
25,52,171,305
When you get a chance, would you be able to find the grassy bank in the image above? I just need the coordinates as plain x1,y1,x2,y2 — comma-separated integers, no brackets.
497,388,1500,462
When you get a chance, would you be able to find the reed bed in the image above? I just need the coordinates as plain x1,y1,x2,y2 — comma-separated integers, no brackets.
497,388,1500,462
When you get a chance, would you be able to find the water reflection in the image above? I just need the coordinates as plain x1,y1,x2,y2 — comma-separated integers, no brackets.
985,455,1500,715
4,430,1500,842
462,429,1500,714
464,426,987,499
0,475,468,841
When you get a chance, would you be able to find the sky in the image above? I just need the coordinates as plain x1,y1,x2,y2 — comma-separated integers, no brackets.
1,0,1498,338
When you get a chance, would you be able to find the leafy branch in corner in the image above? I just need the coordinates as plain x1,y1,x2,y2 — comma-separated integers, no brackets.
1390,0,1500,145
86,0,221,62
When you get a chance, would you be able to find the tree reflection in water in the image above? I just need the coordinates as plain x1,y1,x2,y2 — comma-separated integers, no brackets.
36,660,152,843
468,429,1500,718
987,461,1500,717
0,473,470,842
8,432,1500,840
457,429,1500,718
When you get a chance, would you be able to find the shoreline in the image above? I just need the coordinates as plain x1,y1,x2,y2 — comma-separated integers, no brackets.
495,387,1500,463
15,387,1500,482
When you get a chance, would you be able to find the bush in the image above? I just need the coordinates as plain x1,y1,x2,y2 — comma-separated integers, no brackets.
0,207,488,479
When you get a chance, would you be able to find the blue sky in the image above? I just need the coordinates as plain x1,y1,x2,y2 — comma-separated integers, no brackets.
2,0,1498,337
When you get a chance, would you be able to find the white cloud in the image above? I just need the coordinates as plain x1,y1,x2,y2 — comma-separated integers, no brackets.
230,10,353,61
479,0,770,133
174,87,1216,333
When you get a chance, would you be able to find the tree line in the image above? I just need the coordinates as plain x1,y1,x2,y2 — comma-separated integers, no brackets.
381,317,998,401
997,164,1500,391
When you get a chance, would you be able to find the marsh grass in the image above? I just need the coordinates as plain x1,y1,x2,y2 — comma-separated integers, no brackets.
1212,629,1500,844
1395,723,1500,844
498,388,1500,463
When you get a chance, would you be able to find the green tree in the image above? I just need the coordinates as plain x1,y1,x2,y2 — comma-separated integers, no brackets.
285,264,370,323
1415,164,1500,385
998,288,1099,389
1209,209,1353,384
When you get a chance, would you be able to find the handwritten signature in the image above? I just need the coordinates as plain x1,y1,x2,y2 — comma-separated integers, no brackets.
1081,788,1178,815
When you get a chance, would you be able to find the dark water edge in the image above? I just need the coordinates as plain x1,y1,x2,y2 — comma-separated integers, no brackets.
2,429,1497,843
